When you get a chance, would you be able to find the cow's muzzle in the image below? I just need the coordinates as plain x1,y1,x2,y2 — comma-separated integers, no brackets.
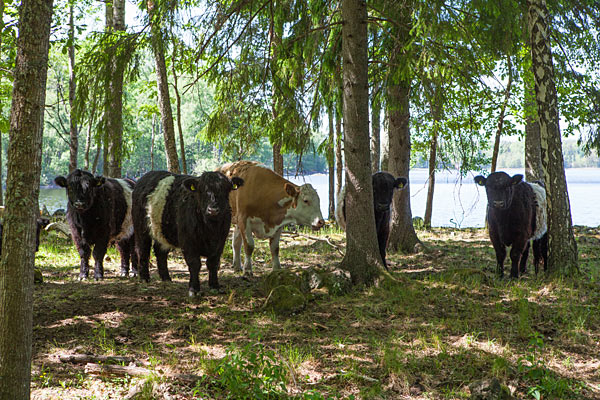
73,201,87,210
206,206,220,217
493,200,505,209
312,219,325,231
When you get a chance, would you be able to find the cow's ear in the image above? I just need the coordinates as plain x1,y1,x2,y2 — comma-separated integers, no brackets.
54,176,67,187
474,175,486,186
284,183,299,198
512,174,524,185
183,178,199,192
94,176,106,187
394,177,408,189
231,177,244,190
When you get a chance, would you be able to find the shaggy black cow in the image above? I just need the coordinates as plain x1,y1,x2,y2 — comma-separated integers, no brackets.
475,172,548,278
54,169,137,280
0,217,50,255
336,172,408,269
132,170,243,296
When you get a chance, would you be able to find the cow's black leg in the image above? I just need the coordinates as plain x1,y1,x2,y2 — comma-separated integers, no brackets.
376,211,391,269
153,243,171,281
116,238,131,277
520,241,530,275
92,240,108,280
488,226,506,277
205,255,221,290
509,241,526,279
129,236,138,277
136,234,153,282
532,239,542,275
77,241,92,280
183,250,202,296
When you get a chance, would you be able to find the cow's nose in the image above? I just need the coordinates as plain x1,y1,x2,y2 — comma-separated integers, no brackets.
312,219,325,230
493,200,505,208
74,201,85,209
206,206,219,217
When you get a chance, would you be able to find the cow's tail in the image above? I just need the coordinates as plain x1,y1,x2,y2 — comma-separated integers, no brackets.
529,182,548,240
335,186,347,231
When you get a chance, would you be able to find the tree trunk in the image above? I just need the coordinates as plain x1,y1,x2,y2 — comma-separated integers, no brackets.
104,0,126,178
0,0,5,206
272,142,284,175
490,54,513,173
171,53,187,174
387,81,420,253
371,84,381,173
527,0,578,275
328,106,335,220
524,60,543,182
148,0,179,173
335,109,343,197
339,0,384,284
423,79,443,229
83,104,96,171
68,0,78,172
0,0,53,396
151,114,156,170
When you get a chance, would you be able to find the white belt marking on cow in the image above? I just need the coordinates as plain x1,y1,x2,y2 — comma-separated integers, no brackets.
529,182,547,240
114,179,134,241
146,175,176,250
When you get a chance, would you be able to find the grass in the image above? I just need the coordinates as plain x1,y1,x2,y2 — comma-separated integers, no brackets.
28,226,600,399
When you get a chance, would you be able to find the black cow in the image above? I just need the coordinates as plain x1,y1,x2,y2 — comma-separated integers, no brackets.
475,172,548,278
336,172,408,269
54,169,137,280
0,217,50,256
132,170,244,296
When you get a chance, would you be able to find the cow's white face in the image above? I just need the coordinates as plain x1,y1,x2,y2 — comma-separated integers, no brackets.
292,184,325,230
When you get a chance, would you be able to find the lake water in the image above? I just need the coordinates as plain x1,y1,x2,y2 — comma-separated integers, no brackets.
286,168,600,228
39,168,600,228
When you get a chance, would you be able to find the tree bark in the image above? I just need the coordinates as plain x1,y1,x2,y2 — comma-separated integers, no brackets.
0,0,53,396
422,78,442,229
148,0,179,173
490,54,513,173
171,50,187,174
68,0,78,172
387,81,420,253
328,106,335,220
272,142,284,175
0,0,5,206
371,84,381,173
527,0,578,275
151,113,156,170
524,60,543,182
339,0,384,284
104,0,126,178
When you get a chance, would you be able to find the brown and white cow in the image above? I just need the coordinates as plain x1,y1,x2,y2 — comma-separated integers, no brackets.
218,161,325,276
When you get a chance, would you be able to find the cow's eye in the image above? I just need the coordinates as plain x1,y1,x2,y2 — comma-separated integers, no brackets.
303,199,309,204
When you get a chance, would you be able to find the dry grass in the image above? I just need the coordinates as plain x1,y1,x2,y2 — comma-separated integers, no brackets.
29,226,600,399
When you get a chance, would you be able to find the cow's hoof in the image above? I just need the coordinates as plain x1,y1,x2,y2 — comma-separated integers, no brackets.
208,287,226,295
78,275,88,281
242,271,254,280
94,275,104,281
119,270,129,278
188,288,200,297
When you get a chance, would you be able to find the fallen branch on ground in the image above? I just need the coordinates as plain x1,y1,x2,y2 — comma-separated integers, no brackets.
84,362,202,384
282,232,345,255
46,221,71,237
60,354,134,365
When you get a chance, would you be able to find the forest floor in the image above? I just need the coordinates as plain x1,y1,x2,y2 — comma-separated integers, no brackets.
29,224,600,399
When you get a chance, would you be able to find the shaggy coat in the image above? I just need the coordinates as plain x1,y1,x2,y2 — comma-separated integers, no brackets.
54,169,137,280
475,172,548,278
336,172,408,269
132,170,243,296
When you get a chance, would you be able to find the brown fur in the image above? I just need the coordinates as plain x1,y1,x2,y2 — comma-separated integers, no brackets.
218,161,300,231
